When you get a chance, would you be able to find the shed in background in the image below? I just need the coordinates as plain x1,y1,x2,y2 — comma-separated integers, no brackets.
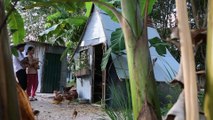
24,41,67,93
73,5,180,105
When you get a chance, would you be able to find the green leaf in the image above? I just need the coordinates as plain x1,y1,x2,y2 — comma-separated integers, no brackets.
139,0,156,17
65,41,72,47
110,28,125,52
11,47,18,57
85,2,93,17
96,2,119,22
64,16,87,26
24,1,54,9
149,37,160,45
47,12,61,21
39,24,59,36
4,0,10,9
156,45,166,56
101,48,112,71
149,37,168,56
8,9,25,45
44,23,52,28
25,0,83,9
101,28,125,70
55,38,65,46
58,2,76,12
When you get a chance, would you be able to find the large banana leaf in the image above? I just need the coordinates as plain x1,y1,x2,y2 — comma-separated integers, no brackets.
39,16,86,39
39,24,59,36
8,9,25,45
111,28,125,51
96,0,120,22
101,28,168,70
85,2,93,17
139,0,156,17
101,47,112,70
101,28,125,70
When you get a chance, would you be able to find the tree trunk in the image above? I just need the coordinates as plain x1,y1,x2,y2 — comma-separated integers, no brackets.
204,0,213,119
121,0,161,119
0,0,20,120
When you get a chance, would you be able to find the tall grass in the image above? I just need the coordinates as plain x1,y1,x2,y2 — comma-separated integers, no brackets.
105,78,133,120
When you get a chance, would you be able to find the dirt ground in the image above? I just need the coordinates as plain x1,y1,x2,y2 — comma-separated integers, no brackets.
30,93,110,120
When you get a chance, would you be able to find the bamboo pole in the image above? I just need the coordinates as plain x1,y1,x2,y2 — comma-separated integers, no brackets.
175,0,199,120
204,0,213,119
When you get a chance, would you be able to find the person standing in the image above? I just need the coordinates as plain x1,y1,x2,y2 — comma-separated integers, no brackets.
26,46,39,101
13,43,28,90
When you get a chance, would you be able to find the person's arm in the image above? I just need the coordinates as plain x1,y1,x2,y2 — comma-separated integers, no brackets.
17,52,29,68
16,52,24,61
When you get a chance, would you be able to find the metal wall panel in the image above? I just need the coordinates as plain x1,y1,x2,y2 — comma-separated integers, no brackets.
42,53,61,93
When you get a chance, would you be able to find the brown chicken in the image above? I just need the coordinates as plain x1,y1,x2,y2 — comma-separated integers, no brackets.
72,109,78,119
64,93,74,101
69,89,78,99
52,91,64,104
64,88,78,105
33,109,40,120
63,85,74,94
33,110,40,116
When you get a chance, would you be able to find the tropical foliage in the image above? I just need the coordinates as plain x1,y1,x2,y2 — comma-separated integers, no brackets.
0,0,212,119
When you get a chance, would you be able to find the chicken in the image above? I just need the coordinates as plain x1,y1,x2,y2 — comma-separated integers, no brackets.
72,109,78,119
62,85,74,94
53,90,62,97
64,93,74,101
33,110,40,116
69,88,78,99
63,88,78,104
16,83,35,120
52,91,64,104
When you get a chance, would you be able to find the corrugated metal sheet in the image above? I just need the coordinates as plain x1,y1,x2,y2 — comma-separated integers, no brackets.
80,8,106,47
97,7,179,81
42,53,61,93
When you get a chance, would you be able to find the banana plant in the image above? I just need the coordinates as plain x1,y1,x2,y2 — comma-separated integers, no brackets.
119,1,161,119
0,0,21,119
204,0,213,119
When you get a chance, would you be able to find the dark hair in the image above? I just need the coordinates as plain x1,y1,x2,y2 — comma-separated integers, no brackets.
26,46,34,55
16,43,26,49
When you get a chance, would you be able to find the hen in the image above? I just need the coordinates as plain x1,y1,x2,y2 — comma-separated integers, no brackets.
52,91,64,104
72,109,78,119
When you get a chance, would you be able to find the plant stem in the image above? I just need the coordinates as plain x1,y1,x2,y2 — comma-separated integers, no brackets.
0,0,20,119
121,0,161,119
204,0,213,119
175,0,199,120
